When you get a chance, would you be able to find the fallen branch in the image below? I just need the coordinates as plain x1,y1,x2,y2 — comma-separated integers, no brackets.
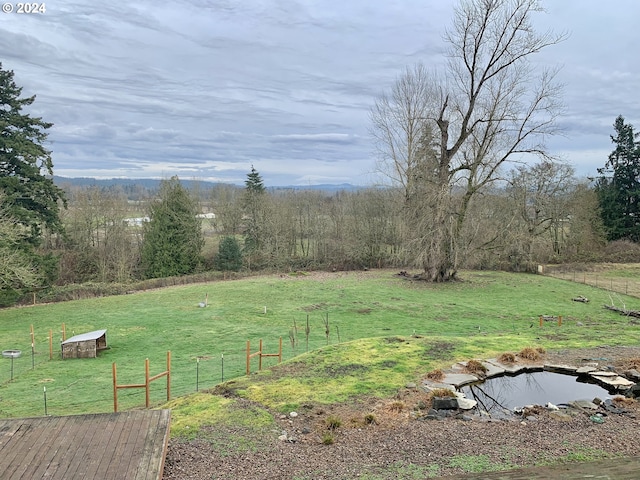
603,304,640,318
572,296,589,303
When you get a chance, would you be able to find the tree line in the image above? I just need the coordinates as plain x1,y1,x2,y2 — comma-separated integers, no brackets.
1,0,639,306
42,160,617,289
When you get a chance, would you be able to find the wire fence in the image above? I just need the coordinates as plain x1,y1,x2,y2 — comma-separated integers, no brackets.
1,344,289,415
541,265,640,299
0,317,358,417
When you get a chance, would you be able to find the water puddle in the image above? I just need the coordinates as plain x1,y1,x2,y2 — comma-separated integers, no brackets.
459,371,616,417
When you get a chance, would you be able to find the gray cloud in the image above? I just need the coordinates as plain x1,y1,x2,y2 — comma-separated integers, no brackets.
1,0,638,185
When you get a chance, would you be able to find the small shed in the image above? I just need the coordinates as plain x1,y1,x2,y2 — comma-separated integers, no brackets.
61,329,108,359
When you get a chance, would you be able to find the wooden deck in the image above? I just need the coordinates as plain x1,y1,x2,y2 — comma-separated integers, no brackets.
0,409,171,480
442,456,640,479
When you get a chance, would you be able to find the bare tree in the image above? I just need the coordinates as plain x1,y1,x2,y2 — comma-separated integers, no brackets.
371,0,565,281
371,63,435,197
563,183,607,260
210,184,243,235
507,160,575,261
61,186,139,283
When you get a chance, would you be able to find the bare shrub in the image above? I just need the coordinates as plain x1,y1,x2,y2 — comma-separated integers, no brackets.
426,369,445,381
321,432,335,445
388,400,405,412
325,415,342,431
498,352,516,364
624,358,640,370
464,359,488,375
603,240,640,263
518,347,541,361
429,388,456,398
522,405,545,416
613,396,635,406
364,413,378,425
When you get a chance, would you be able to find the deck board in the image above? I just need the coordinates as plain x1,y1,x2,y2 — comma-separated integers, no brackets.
13,416,67,479
1,420,40,478
115,412,151,480
54,413,109,480
82,412,122,480
136,409,171,480
107,412,140,480
0,410,170,480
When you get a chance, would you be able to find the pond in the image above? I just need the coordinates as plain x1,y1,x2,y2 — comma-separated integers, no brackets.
459,370,616,417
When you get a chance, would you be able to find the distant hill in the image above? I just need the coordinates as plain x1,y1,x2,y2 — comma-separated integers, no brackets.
270,183,362,193
53,176,362,193
53,176,221,191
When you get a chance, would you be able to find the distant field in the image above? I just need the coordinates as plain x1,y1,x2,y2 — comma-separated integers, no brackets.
1,269,639,419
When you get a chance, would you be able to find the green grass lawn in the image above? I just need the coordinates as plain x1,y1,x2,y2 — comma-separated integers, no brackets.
1,269,638,419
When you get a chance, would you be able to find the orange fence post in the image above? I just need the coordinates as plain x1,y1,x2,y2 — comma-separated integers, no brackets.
248,340,283,375
113,355,170,411
166,351,171,401
113,363,118,412
145,358,150,408
539,316,543,327
258,338,283,367
558,315,562,327
246,340,251,375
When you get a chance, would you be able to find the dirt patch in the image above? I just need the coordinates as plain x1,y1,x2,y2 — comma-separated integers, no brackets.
321,363,370,377
544,345,640,368
383,336,406,343
301,303,328,312
376,360,398,369
424,341,457,360
164,346,640,479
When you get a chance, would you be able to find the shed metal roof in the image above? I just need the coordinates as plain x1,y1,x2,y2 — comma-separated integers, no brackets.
61,329,107,345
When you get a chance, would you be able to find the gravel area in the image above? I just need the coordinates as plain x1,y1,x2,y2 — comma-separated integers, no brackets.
163,346,640,479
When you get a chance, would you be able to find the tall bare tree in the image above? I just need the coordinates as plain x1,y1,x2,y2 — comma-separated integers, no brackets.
507,160,575,263
371,0,564,281
61,186,140,283
562,183,606,261
210,184,243,235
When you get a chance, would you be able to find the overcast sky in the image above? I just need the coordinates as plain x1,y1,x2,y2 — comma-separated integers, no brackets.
1,1,638,186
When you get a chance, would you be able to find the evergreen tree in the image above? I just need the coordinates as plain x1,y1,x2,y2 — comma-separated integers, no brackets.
0,195,40,306
0,64,66,303
242,165,266,252
215,236,242,272
244,165,265,194
0,63,66,244
140,176,204,278
596,116,640,241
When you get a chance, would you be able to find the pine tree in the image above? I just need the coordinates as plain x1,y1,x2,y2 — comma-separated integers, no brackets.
0,64,66,303
242,165,266,252
0,63,66,244
140,177,204,278
596,116,640,241
244,165,265,194
215,236,242,272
